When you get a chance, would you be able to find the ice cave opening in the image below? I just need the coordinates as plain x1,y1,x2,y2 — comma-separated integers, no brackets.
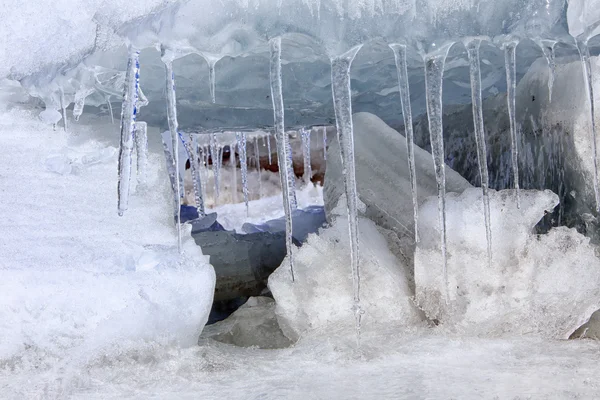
4,0,600,398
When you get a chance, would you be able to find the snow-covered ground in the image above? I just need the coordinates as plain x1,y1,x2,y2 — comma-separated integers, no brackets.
2,105,600,399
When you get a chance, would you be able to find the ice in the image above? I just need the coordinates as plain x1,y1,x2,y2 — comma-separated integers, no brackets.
301,127,312,183
254,138,262,197
210,132,222,198
106,95,115,124
268,211,423,342
576,40,600,212
322,126,327,160
60,88,68,132
265,134,272,165
390,43,419,243
236,132,250,214
183,134,206,216
116,49,139,217
270,37,296,281
39,108,62,125
539,39,557,103
415,188,600,338
503,39,521,207
163,54,182,252
423,43,453,302
134,121,148,187
465,38,493,268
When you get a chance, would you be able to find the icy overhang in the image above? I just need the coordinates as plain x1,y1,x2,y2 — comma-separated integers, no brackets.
4,0,600,130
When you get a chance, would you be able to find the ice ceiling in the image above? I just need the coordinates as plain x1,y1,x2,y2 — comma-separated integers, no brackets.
2,0,598,131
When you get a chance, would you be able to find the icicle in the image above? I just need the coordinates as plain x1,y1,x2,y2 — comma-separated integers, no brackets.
577,38,600,212
73,92,86,121
161,135,181,201
301,128,312,184
163,56,182,253
265,134,272,165
330,44,364,344
134,121,148,187
270,37,297,282
106,95,114,124
210,132,221,199
465,38,492,268
216,145,224,202
423,42,453,303
185,134,206,217
254,138,262,198
117,48,140,217
236,132,249,214
59,88,67,133
539,40,556,103
322,126,327,160
231,142,238,204
503,40,521,208
390,43,419,243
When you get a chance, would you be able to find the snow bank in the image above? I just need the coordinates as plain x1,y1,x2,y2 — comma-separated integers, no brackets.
0,107,215,367
415,188,600,339
268,200,423,341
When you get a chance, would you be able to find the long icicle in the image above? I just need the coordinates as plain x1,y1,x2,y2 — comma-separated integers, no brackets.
266,134,272,165
504,39,521,208
331,44,363,344
117,48,140,216
302,128,312,183
210,132,221,199
208,58,218,104
322,126,327,160
216,145,223,204
254,138,262,198
390,43,419,242
163,56,182,253
106,95,114,124
424,43,453,303
539,40,556,103
269,37,296,282
236,132,249,214
185,134,205,217
577,38,600,212
134,121,148,187
231,142,238,203
466,38,492,268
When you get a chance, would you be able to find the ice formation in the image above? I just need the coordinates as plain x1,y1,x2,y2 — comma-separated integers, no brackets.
268,206,423,342
502,39,521,207
415,188,600,339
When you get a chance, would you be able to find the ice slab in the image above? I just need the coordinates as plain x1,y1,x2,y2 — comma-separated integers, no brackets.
415,187,600,339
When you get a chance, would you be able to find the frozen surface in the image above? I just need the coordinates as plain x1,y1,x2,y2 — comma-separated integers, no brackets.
0,107,215,386
415,188,600,339
269,203,423,341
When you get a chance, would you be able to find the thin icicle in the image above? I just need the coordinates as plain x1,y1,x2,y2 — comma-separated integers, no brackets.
539,40,556,103
210,132,221,199
163,56,182,253
503,40,521,208
216,145,224,203
322,126,327,160
185,134,205,217
465,38,492,268
207,57,218,104
265,134,272,165
330,44,364,344
301,128,312,183
161,135,181,202
106,95,114,124
73,93,86,121
269,36,297,282
390,43,419,243
117,48,140,216
254,138,262,198
60,88,68,132
134,121,148,187
577,39,600,212
423,42,453,303
231,143,238,203
236,132,249,214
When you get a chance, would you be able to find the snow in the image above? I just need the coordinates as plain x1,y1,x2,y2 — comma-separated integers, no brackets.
0,106,215,380
415,188,600,339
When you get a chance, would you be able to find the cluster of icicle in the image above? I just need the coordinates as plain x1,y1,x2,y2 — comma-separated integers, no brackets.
112,32,599,344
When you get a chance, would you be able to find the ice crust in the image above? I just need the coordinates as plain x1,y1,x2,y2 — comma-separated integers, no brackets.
415,187,600,339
